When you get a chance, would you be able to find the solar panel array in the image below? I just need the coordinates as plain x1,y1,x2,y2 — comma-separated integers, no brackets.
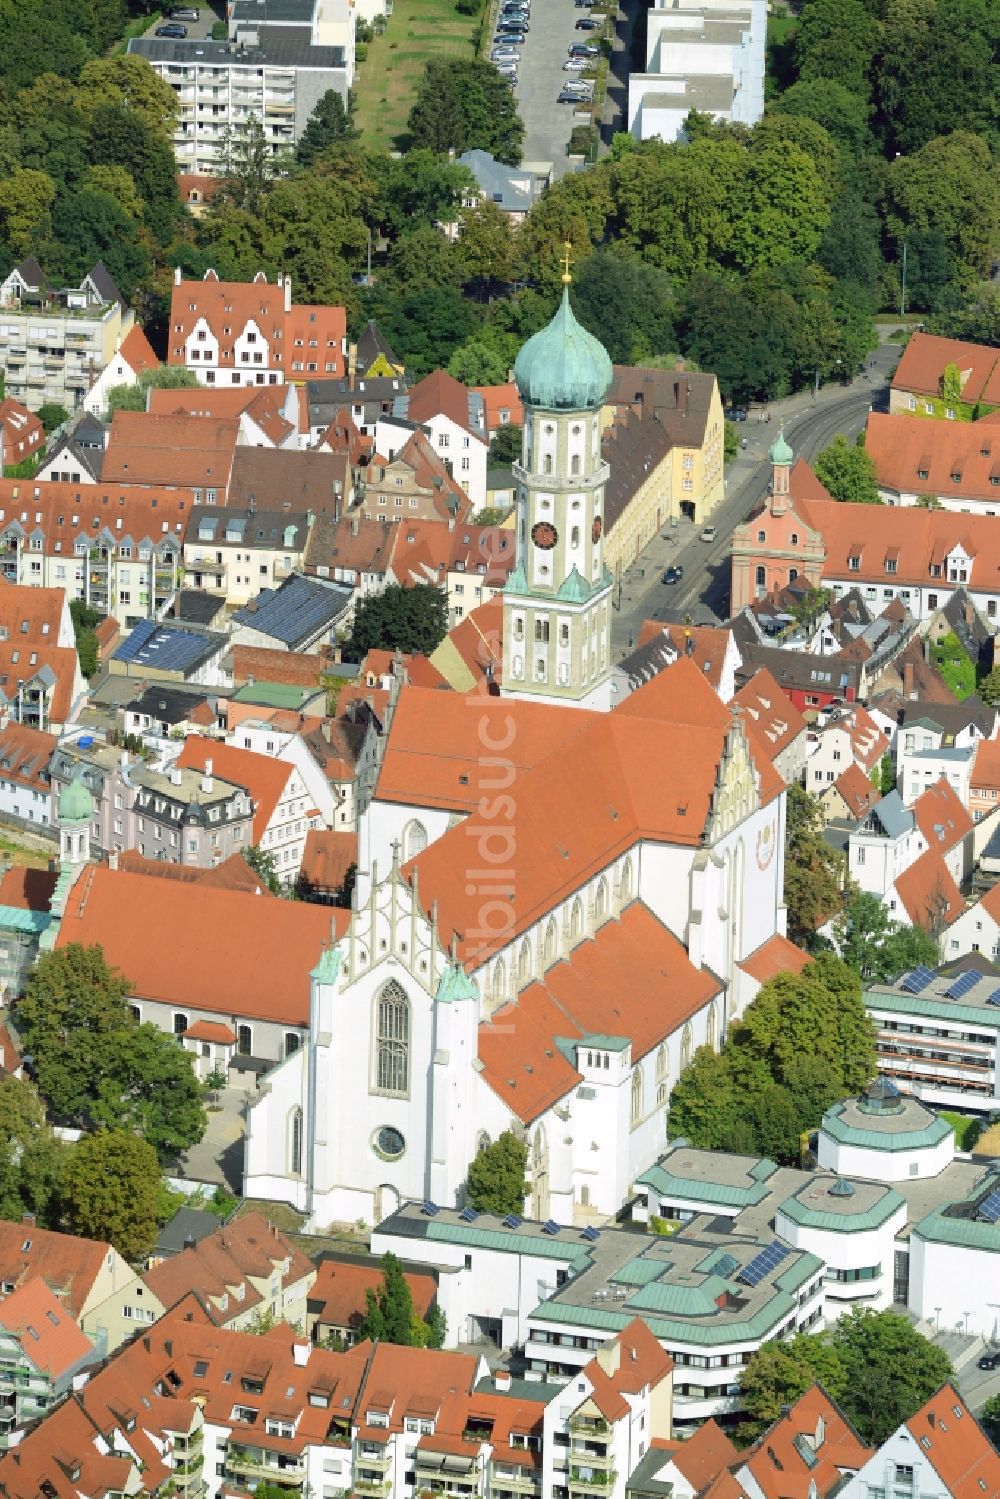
979,1187,1000,1224
232,575,349,647
901,965,935,995
581,1226,599,1243
542,1219,560,1236
459,1206,478,1223
502,1213,523,1229
422,1200,439,1216
944,969,979,1000
736,1240,790,1288
113,617,219,673
987,990,1000,1008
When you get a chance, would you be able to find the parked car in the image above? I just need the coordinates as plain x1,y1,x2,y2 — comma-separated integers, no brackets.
662,565,684,584
563,57,588,69
492,45,520,57
155,21,188,35
558,88,592,103
568,41,600,55
978,1352,1000,1371
167,4,199,16
575,16,601,27
496,29,526,42
700,524,717,543
725,407,748,421
498,17,529,29
574,0,595,7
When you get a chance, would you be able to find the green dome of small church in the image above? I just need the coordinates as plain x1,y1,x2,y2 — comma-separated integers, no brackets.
514,280,612,413
59,774,93,825
769,428,794,466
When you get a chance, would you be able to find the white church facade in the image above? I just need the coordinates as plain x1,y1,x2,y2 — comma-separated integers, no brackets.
243,279,796,1230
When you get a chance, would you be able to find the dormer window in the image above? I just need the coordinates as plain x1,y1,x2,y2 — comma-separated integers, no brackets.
917,467,929,480
848,555,860,571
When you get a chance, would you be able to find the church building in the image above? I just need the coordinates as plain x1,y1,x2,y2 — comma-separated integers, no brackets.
243,276,798,1230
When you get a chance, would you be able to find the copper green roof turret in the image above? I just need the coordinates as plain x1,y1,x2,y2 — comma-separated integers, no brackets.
513,243,612,412
58,773,93,825
769,428,794,466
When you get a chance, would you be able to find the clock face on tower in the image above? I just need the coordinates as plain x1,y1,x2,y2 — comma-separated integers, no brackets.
592,516,603,543
531,521,558,550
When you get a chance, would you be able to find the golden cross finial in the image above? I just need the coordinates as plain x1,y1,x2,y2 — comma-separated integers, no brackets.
560,240,574,285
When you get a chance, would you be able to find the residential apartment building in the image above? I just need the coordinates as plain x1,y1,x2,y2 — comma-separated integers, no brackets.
0,401,43,471
0,1220,138,1356
183,506,314,607
356,428,472,525
0,480,193,628
0,719,56,828
604,364,726,525
627,0,766,143
129,27,350,178
164,268,346,387
806,706,889,795
864,966,1000,1111
0,583,83,732
839,1385,1000,1499
306,372,407,440
390,517,516,622
0,1280,93,1448
0,259,134,414
377,370,489,507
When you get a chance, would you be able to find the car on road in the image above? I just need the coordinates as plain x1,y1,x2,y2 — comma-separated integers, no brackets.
501,10,529,22
978,1352,1000,1370
496,29,526,42
492,46,520,57
575,16,602,27
155,21,188,35
561,79,593,95
558,88,592,103
700,524,717,543
568,41,600,55
167,4,199,16
662,566,684,584
725,407,748,421
563,57,589,69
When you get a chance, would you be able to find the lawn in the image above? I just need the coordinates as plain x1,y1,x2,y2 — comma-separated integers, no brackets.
932,632,976,700
0,831,51,871
940,1111,983,1152
353,0,485,152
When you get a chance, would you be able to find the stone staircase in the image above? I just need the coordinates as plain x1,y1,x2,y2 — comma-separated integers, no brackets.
915,1319,985,1373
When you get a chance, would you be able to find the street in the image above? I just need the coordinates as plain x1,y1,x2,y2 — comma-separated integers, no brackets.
610,341,901,656
514,0,602,175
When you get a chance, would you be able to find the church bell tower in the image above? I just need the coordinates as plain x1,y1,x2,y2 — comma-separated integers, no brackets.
503,245,615,710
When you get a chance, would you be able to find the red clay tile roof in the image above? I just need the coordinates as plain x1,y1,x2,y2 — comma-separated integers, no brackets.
892,330,1000,405
905,1383,1000,1498
359,649,448,689
309,1260,436,1330
103,411,239,491
473,382,524,437
912,777,973,853
0,481,194,556
0,720,55,792
299,829,357,893
739,1383,873,1497
866,411,1000,505
661,623,732,691
0,583,67,644
0,1278,92,1378
829,762,878,818
167,273,345,379
176,736,292,842
176,172,224,208
733,668,807,762
478,902,722,1123
142,1212,313,1326
0,1396,138,1499
0,642,78,724
390,518,515,588
55,866,346,1024
365,428,473,521
0,400,44,466
651,1419,738,1490
788,456,835,504
0,865,57,910
971,736,1000,793
116,850,271,895
404,370,484,440
230,645,328,689
118,324,159,375
738,933,811,985
437,597,504,688
183,1019,236,1044
894,848,963,931
0,1021,22,1075
0,1221,113,1319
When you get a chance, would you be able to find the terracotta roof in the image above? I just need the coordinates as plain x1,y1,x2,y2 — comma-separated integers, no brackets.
431,597,503,690
472,382,523,436
409,658,784,963
479,902,722,1123
390,518,515,589
971,736,1000,793
866,411,1000,505
403,370,484,440
0,720,55,791
308,1259,436,1330
118,324,159,375
0,1395,138,1499
0,1021,22,1075
103,411,239,491
732,668,807,762
167,273,345,378
894,848,963,931
0,1278,92,1379
661,623,732,691
228,446,351,514
0,1221,113,1320
299,829,357,892
0,584,66,644
891,330,1000,405
905,1383,1000,1498
376,686,586,816
651,1419,738,1490
0,865,57,910
739,1384,873,1497
360,648,448,689
841,706,890,771
176,736,292,842
315,406,372,465
365,429,473,522
115,850,271,895
788,456,835,504
147,384,300,447
0,400,44,466
0,642,78,723
230,645,328,689
55,866,346,1024
738,932,811,985
0,481,194,558
176,172,224,207
183,1020,236,1044
304,512,399,578
829,762,877,818
353,1341,479,1441
142,1212,313,1326
912,777,973,853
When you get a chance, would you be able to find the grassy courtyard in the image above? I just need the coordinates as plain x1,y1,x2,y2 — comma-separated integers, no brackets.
352,0,485,152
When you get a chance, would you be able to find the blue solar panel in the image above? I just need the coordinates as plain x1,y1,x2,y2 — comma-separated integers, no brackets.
945,970,979,1000
502,1213,522,1229
459,1206,478,1223
421,1200,439,1216
737,1240,790,1288
901,965,936,995
542,1219,560,1236
232,575,349,648
988,990,1000,1008
581,1226,599,1243
979,1187,1000,1223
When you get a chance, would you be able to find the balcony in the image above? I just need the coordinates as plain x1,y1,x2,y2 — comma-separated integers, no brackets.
352,1480,391,1497
568,1470,617,1493
225,1449,304,1484
488,1468,541,1494
355,1447,390,1471
569,1445,613,1468
567,1415,610,1436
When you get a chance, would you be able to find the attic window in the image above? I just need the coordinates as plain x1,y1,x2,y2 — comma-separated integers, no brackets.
917,467,929,480
848,556,860,571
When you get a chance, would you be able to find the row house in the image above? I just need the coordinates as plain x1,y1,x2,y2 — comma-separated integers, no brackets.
805,705,889,795
83,325,160,418
359,428,474,526
731,436,1000,624
306,372,407,441
103,410,240,496
147,381,306,450
376,369,489,508
182,505,314,607
603,364,726,526
0,718,56,828
390,516,516,622
0,1280,93,1448
164,269,347,388
867,409,1000,512
0,481,194,626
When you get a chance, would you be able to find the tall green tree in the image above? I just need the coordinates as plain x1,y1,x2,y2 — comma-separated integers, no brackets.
784,783,848,942
814,433,881,504
832,1308,954,1446
61,1131,162,1263
739,1333,850,1438
466,1131,528,1215
346,583,450,659
0,1077,66,1228
571,251,677,364
834,891,942,979
355,1252,443,1347
793,0,880,102
294,89,357,167
17,944,132,1121
406,60,525,165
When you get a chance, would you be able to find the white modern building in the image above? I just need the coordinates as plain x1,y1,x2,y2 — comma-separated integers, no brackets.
627,0,766,143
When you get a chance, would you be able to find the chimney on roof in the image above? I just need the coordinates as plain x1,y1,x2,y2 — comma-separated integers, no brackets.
171,766,182,787
596,1339,621,1378
903,661,915,699
494,1370,512,1392
201,759,213,794
108,850,119,872
284,274,292,314
173,266,182,286
21,1213,34,1227
350,509,360,536
685,630,694,657
183,1235,196,1250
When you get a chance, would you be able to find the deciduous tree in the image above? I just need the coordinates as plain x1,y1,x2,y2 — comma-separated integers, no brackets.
407,60,525,165
61,1131,162,1263
346,583,450,659
814,433,881,504
832,1308,954,1445
0,1077,66,1227
834,891,940,981
466,1131,528,1215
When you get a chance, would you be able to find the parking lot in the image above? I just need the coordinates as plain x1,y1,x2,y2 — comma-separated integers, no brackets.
144,3,220,40
493,0,604,176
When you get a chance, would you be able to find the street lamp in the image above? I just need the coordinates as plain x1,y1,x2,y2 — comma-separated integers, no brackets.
934,1307,942,1331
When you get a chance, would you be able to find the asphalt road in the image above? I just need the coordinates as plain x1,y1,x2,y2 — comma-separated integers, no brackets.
610,342,901,656
512,0,602,174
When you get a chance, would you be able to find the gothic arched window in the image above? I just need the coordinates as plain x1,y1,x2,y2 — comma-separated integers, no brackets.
518,939,532,984
656,1045,667,1083
494,959,507,1005
620,857,633,903
630,1067,643,1128
570,898,583,940
595,877,608,921
375,980,409,1095
288,1108,303,1175
402,818,427,860
543,919,557,964
680,1023,693,1071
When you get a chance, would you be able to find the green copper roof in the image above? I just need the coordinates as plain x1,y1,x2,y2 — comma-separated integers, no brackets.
503,561,528,595
769,428,794,466
912,1204,1000,1252
0,905,51,936
637,1158,779,1209
611,1255,672,1288
777,1186,906,1234
819,1101,952,1152
556,566,592,602
311,945,341,985
436,962,479,1004
513,287,613,412
59,774,93,824
866,987,1000,1032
